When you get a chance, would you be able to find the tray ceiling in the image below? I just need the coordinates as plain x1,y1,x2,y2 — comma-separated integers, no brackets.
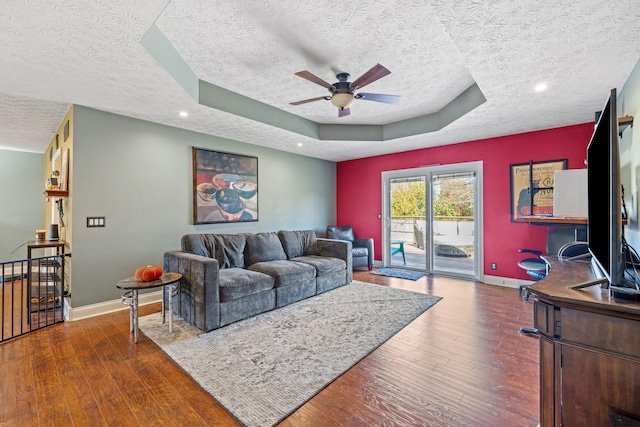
1,0,639,161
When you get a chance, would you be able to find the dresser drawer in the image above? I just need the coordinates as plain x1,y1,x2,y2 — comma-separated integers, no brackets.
560,308,640,359
534,300,556,336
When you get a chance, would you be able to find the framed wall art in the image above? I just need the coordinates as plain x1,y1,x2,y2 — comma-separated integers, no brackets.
510,159,567,221
192,147,258,224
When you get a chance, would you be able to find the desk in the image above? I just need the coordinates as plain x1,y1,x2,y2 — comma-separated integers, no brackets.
527,258,640,426
116,272,181,343
514,216,588,242
390,241,406,264
514,216,587,226
515,216,627,225
514,216,627,240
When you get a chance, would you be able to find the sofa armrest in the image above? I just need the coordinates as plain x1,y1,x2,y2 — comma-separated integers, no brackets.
353,238,374,268
164,251,221,332
316,238,353,283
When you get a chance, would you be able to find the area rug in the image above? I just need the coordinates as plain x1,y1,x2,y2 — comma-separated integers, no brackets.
370,267,426,281
138,280,441,427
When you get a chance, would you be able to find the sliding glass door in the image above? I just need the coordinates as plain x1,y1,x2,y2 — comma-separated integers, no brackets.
430,170,477,276
387,175,427,269
382,162,483,281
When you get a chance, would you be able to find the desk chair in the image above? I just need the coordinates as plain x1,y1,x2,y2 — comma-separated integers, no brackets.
518,228,577,300
517,231,590,336
518,249,548,281
519,241,590,336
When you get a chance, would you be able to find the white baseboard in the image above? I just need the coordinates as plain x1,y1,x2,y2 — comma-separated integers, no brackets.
483,275,533,289
66,290,163,322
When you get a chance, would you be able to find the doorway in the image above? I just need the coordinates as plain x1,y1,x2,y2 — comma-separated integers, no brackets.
382,162,483,281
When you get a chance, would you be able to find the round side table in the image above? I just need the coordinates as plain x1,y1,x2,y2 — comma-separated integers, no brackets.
116,272,182,343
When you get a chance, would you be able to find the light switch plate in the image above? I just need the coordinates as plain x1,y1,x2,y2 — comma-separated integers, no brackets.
87,217,105,227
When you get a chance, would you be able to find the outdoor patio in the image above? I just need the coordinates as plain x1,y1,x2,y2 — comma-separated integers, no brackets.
389,242,475,275
388,217,476,276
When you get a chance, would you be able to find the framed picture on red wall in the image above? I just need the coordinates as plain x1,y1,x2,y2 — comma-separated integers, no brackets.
510,159,567,221
192,147,258,224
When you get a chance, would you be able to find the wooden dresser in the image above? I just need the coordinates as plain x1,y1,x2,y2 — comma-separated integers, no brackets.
527,257,640,426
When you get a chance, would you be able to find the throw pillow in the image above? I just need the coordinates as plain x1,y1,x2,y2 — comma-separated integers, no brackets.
327,225,355,242
181,234,216,258
213,234,246,268
245,232,287,266
278,230,320,258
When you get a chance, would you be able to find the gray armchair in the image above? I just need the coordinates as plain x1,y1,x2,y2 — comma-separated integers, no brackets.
326,225,374,271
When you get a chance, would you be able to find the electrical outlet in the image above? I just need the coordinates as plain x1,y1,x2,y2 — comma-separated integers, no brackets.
491,262,497,270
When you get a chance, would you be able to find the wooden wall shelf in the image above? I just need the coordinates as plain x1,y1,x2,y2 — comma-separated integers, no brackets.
514,216,586,226
619,115,633,136
515,216,627,226
44,190,68,197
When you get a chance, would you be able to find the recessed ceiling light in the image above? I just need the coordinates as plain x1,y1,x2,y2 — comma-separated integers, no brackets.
535,83,548,92
178,111,189,118
297,142,303,147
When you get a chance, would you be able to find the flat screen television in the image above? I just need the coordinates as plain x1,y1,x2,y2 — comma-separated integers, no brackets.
586,88,624,290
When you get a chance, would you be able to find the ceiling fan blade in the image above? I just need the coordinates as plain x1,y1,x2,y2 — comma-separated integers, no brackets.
349,64,391,90
294,70,336,90
355,93,400,104
338,107,351,117
290,96,328,106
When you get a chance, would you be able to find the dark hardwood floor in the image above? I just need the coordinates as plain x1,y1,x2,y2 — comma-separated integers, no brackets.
0,272,539,426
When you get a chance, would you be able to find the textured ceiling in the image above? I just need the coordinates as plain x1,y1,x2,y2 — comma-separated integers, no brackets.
1,0,640,161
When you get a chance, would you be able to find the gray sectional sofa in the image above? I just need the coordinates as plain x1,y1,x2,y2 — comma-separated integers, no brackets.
164,230,352,332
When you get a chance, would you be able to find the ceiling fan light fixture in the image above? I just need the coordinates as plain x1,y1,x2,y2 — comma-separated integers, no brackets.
291,64,397,116
330,93,355,109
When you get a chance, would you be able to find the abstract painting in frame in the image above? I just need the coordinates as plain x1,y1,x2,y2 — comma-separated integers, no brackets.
510,159,566,221
192,147,258,224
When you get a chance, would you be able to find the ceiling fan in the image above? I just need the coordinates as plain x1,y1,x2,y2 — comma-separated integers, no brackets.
290,63,399,117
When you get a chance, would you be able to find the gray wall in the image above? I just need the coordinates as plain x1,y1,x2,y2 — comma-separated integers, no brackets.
619,58,640,253
0,150,44,261
71,106,336,307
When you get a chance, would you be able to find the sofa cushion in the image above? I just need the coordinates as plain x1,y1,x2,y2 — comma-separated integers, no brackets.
218,268,274,302
248,260,316,287
245,232,287,266
181,234,216,258
214,234,246,268
352,247,369,258
291,255,345,276
277,230,320,259
326,225,355,242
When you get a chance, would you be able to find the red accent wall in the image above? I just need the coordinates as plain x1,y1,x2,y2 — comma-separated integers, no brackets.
336,123,594,280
